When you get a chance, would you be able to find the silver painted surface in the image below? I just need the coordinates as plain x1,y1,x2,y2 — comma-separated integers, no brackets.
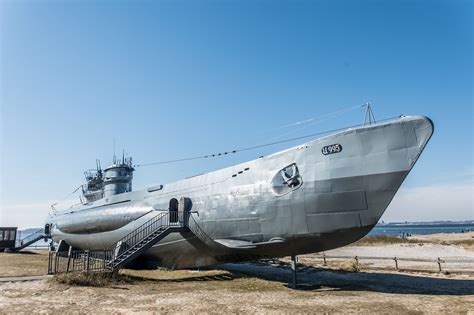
47,115,434,268
103,157,134,198
54,201,152,235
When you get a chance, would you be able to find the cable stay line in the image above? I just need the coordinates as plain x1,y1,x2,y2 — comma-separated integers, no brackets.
135,114,401,168
136,104,367,167
278,104,363,130
52,103,389,209
50,184,84,212
263,104,364,143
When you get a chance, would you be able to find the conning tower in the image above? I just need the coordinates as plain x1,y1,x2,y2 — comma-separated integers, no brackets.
82,160,104,203
103,156,134,198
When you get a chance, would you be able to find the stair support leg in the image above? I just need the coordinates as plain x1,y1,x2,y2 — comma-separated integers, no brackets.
290,255,297,289
47,251,53,275
66,246,73,274
86,250,90,271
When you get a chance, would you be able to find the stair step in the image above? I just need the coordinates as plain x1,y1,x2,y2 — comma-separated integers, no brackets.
107,214,181,270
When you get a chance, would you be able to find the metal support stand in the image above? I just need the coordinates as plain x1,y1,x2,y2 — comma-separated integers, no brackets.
66,246,73,274
47,251,53,275
290,255,297,289
85,250,90,272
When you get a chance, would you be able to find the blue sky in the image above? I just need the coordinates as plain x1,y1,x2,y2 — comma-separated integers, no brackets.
1,0,472,228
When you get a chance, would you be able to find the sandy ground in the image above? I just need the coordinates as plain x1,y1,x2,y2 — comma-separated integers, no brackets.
314,242,474,272
412,232,474,248
0,233,473,314
331,243,474,259
0,260,473,314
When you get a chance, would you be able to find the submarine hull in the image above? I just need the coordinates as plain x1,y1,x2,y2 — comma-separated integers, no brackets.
48,115,434,268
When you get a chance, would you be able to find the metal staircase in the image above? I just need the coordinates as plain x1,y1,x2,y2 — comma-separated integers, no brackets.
109,211,187,269
7,229,47,252
49,211,189,274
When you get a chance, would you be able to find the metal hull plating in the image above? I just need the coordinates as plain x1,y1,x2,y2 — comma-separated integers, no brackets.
47,115,433,268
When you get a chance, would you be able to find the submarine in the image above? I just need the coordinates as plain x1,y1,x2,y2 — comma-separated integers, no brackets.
46,113,434,269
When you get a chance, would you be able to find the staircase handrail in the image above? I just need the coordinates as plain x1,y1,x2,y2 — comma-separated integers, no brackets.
108,211,169,250
187,214,225,251
17,228,45,246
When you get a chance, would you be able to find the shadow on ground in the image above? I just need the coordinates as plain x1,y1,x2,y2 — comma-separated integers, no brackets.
216,262,474,295
125,273,242,283
122,261,474,295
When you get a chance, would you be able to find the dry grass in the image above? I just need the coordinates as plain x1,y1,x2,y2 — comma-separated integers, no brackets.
442,239,474,247
353,235,421,246
338,259,361,272
120,267,229,281
410,232,474,249
52,271,134,287
0,250,49,277
1,248,473,313
119,268,281,293
353,232,474,249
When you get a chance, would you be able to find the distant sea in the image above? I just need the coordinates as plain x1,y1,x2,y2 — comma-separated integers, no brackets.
369,224,474,236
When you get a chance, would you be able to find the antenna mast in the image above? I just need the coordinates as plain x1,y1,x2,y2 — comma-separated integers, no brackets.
363,102,376,125
113,138,116,164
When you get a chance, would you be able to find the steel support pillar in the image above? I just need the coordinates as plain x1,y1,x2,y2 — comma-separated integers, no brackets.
290,255,297,289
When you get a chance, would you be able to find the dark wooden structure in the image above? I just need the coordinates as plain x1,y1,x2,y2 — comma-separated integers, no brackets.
0,227,17,251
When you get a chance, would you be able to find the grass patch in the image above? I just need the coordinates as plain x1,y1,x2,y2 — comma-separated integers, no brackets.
52,271,133,287
353,235,421,246
338,259,360,272
120,268,230,281
354,234,474,247
445,239,474,247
